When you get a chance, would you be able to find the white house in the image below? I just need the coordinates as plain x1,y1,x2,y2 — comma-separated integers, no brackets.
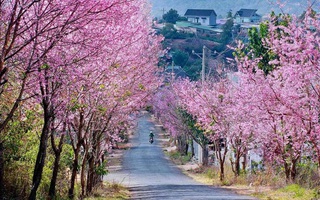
184,9,217,26
235,9,261,24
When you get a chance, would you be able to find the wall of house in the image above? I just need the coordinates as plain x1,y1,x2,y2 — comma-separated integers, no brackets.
251,16,261,23
187,16,215,26
236,16,261,24
187,17,199,24
247,150,263,171
209,14,216,26
235,17,249,23
235,17,242,23
243,17,251,23
201,17,210,26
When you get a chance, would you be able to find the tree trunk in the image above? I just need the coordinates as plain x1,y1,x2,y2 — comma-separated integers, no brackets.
284,162,290,182
48,134,64,199
215,140,227,182
234,153,241,176
190,139,194,157
177,134,188,156
0,142,4,200
80,149,88,198
202,145,208,166
68,147,80,199
242,153,247,172
219,160,225,181
69,112,84,199
318,157,320,178
186,142,189,156
290,159,298,181
48,150,61,199
29,103,52,200
92,132,103,189
86,153,94,194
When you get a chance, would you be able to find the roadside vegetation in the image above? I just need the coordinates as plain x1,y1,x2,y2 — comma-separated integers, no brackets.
164,147,320,200
84,182,130,200
0,0,161,199
154,6,320,200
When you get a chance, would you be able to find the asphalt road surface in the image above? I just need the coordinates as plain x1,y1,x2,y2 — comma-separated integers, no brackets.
104,112,257,200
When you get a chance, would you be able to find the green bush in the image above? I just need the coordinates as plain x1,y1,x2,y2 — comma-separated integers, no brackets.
3,109,43,199
167,151,192,165
3,108,76,199
181,152,192,164
296,161,320,188
205,168,215,179
279,184,311,198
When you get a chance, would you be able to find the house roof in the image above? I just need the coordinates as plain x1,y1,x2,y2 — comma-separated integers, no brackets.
184,9,217,17
235,9,258,17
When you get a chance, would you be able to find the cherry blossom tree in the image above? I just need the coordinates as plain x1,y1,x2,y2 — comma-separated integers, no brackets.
173,79,231,172
234,8,320,181
50,1,162,198
1,0,162,199
0,1,95,198
152,86,195,156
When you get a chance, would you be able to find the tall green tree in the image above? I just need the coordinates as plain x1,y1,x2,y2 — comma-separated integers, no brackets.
220,11,234,45
163,9,180,24
234,12,291,75
247,24,275,75
173,50,189,67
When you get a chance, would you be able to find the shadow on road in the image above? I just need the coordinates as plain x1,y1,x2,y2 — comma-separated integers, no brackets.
129,184,257,200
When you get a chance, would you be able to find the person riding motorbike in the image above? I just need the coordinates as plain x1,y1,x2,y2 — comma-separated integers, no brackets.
149,131,154,144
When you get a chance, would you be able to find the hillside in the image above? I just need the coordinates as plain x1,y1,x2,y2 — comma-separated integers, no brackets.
149,0,316,18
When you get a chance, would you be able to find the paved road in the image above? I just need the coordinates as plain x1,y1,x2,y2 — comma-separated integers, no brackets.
104,112,257,200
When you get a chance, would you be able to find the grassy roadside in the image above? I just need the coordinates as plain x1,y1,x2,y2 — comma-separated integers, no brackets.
165,149,320,200
185,165,318,200
84,182,130,200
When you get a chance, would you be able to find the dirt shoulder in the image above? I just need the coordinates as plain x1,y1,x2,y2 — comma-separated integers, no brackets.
107,141,132,172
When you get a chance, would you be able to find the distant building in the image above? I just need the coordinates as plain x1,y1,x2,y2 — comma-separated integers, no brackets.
184,9,217,26
235,9,261,24
175,21,222,39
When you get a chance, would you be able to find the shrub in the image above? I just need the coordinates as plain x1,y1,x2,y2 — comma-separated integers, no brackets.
296,161,320,188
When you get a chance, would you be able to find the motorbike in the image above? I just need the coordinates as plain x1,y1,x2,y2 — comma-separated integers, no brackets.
149,137,154,144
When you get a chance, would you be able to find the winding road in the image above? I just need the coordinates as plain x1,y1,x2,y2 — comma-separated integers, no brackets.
104,112,257,200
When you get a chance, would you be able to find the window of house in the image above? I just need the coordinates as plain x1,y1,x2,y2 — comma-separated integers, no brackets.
202,17,206,23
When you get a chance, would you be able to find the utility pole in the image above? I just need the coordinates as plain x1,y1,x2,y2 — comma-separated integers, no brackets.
192,45,207,83
171,61,174,82
199,45,207,165
161,8,166,19
202,45,206,83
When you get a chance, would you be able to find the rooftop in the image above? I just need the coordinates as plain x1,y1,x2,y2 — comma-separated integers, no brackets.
184,9,217,17
235,9,259,17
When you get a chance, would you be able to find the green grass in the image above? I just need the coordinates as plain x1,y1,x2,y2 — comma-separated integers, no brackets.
252,184,318,200
166,151,192,165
